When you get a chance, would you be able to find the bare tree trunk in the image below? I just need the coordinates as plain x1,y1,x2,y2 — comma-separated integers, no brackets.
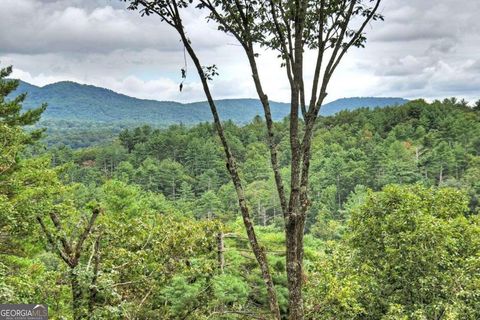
439,164,443,185
70,268,83,320
217,232,225,273
172,178,176,200
337,175,341,209
285,217,305,319
262,207,267,227
89,235,101,315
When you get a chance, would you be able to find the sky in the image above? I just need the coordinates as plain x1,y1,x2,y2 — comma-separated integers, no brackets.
0,0,479,103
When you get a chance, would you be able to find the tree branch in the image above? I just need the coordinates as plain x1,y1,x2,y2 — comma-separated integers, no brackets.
74,207,101,264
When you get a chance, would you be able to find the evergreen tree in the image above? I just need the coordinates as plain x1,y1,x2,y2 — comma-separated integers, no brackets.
0,65,46,174
0,65,47,251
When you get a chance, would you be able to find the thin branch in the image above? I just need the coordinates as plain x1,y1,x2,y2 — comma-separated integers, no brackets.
74,207,101,263
330,0,382,76
269,0,294,86
48,211,73,256
37,216,72,266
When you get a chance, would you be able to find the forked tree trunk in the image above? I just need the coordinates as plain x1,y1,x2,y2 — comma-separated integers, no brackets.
133,1,383,319
37,208,101,320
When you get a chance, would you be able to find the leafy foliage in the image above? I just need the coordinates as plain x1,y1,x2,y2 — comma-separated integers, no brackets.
2,72,479,319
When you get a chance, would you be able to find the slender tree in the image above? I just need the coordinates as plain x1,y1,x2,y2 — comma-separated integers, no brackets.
123,1,383,319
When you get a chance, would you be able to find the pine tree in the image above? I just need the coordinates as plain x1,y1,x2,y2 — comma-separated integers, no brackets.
0,65,46,174
0,66,46,130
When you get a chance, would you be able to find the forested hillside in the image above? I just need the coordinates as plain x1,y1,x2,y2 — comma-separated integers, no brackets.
10,80,407,148
2,63,479,319
14,80,407,125
49,98,480,223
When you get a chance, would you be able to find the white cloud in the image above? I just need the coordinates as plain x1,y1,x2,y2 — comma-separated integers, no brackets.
1,0,479,103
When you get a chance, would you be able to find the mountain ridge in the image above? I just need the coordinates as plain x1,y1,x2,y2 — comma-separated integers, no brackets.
14,80,408,125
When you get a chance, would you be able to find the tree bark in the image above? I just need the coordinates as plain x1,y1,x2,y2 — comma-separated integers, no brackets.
285,217,305,319
89,235,101,315
70,268,83,320
284,1,307,317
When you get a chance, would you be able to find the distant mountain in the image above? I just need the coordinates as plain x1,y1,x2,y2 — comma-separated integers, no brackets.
14,80,408,125
320,97,408,116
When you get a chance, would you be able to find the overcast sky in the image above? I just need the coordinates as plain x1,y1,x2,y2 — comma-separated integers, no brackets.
1,0,479,103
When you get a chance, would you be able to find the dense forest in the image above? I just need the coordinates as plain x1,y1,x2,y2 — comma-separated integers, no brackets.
11,80,406,149
1,66,480,319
